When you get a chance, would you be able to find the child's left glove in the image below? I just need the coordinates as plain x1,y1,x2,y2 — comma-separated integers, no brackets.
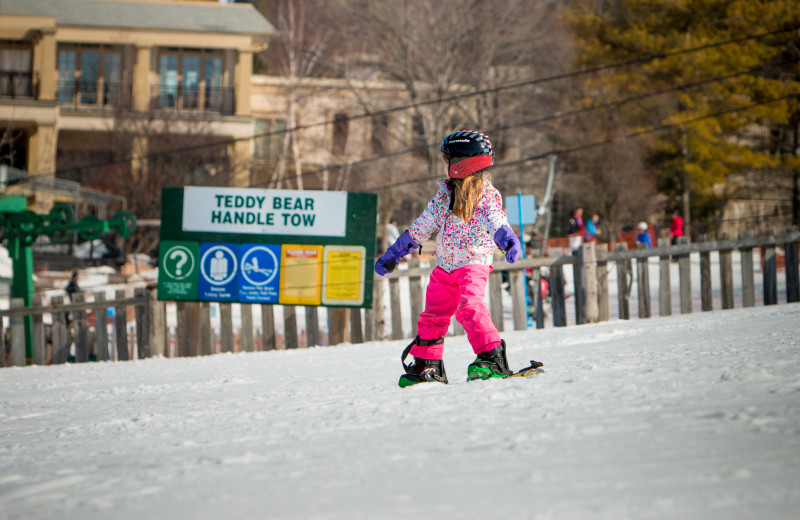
494,225,521,263
375,230,420,276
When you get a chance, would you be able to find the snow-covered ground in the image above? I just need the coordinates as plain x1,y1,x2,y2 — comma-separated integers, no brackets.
2,303,799,520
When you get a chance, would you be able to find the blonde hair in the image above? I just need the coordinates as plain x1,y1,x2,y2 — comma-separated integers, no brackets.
452,171,489,222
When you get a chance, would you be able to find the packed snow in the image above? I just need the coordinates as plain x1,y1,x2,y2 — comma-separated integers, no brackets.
1,302,799,520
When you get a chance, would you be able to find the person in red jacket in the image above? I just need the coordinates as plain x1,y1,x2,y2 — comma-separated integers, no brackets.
670,209,684,245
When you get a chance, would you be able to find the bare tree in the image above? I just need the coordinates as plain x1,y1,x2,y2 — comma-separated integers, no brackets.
335,0,573,218
258,0,343,190
57,108,237,256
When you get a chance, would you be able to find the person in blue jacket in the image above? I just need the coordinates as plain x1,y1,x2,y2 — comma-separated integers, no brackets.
636,221,653,248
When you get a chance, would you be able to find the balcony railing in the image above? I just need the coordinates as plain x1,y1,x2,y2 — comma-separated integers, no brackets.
0,71,37,99
150,83,235,115
57,79,132,110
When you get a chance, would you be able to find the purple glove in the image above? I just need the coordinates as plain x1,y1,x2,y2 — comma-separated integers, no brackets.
375,230,420,276
494,225,521,263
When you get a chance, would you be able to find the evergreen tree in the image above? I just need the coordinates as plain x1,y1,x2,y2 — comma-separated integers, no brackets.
569,0,800,227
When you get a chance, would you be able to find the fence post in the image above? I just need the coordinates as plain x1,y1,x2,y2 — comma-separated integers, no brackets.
763,229,777,305
371,275,384,341
95,292,109,361
329,308,347,345
510,268,528,330
635,243,651,318
350,308,364,344
114,289,129,360
364,282,377,342
615,243,630,320
236,303,255,352
700,240,712,312
134,287,150,358
261,305,276,351
177,302,197,357
784,226,799,303
32,296,46,365
527,267,542,329
739,230,755,308
389,278,403,340
536,271,546,329
549,248,567,327
718,233,734,310
677,237,692,314
305,306,320,348
451,316,465,336
72,292,89,362
488,269,504,331
197,302,211,355
146,287,166,357
596,243,610,322
408,258,424,337
51,295,68,364
581,242,598,323
241,303,254,352
658,238,672,316
220,303,235,351
572,247,584,325
10,298,25,367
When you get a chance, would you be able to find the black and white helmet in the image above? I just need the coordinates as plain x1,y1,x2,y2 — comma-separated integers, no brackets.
440,130,494,179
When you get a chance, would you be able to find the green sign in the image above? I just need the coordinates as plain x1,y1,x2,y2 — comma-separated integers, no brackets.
158,241,200,300
157,187,377,308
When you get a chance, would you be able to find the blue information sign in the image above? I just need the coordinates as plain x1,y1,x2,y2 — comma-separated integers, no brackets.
505,194,537,226
198,243,240,301
238,243,281,303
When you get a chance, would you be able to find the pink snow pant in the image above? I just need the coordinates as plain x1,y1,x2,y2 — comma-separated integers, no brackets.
411,265,501,360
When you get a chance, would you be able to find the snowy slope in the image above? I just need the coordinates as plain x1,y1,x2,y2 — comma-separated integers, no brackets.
1,304,799,520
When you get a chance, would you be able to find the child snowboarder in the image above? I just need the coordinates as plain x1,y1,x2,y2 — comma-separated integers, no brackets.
374,130,522,387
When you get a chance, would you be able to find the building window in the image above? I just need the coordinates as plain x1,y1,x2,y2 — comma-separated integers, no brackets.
254,118,289,162
371,113,389,155
332,113,349,155
0,42,34,98
57,45,124,108
411,113,428,159
155,49,227,113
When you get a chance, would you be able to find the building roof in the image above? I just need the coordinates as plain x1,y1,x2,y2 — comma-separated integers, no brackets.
0,0,275,36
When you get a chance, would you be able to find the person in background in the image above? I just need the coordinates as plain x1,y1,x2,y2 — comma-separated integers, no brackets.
567,207,584,251
670,209,684,245
525,231,540,257
386,218,400,245
374,130,522,387
636,222,653,248
584,214,600,243
65,270,80,302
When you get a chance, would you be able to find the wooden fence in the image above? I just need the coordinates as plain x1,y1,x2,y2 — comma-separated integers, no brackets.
2,228,798,367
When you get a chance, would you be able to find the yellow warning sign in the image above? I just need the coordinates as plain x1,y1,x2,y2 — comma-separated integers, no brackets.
322,246,365,306
279,245,323,305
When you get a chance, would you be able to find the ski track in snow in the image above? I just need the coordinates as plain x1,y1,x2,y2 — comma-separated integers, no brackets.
1,304,799,520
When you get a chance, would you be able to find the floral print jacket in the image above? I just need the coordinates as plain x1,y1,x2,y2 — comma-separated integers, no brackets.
409,179,509,273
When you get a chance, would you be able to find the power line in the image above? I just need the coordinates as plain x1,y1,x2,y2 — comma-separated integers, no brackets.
363,93,799,192
249,59,796,190
49,24,799,179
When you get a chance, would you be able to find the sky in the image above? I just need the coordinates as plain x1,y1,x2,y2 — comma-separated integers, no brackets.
1,301,798,520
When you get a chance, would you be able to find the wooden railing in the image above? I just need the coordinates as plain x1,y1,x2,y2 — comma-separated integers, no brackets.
2,229,798,367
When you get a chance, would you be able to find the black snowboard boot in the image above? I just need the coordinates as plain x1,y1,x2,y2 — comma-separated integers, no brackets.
398,337,448,388
467,340,513,381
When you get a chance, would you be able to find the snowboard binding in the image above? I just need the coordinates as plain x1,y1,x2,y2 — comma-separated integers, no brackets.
398,337,448,388
467,340,545,381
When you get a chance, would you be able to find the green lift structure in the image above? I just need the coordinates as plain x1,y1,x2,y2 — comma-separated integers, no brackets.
0,195,135,363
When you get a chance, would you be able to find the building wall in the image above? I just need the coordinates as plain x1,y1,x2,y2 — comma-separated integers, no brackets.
0,1,271,191
250,75,430,190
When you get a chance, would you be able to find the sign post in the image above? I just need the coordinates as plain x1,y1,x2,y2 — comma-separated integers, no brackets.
505,193,537,327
